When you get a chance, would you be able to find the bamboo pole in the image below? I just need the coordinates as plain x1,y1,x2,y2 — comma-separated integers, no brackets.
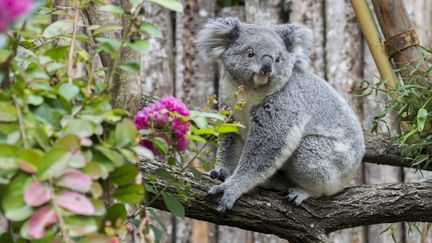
350,0,398,89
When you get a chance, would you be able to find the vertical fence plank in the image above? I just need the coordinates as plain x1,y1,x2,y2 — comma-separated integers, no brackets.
325,0,366,241
244,0,282,24
175,0,216,106
289,0,326,78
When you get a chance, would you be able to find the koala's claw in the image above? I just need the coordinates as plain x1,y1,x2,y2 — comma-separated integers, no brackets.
209,168,229,182
208,181,240,213
282,187,310,206
217,193,236,213
208,183,226,195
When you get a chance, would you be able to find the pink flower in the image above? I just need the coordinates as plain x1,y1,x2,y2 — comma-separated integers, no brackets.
134,96,190,153
0,0,33,32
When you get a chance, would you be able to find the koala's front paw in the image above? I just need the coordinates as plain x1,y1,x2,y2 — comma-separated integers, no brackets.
282,187,311,206
209,167,229,182
208,181,240,213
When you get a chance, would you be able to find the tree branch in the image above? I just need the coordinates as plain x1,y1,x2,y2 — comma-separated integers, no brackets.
141,160,432,242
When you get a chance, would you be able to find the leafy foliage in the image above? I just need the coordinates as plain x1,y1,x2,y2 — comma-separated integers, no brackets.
361,49,432,169
0,0,245,241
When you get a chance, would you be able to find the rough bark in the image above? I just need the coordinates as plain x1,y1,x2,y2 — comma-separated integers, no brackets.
141,4,174,97
175,0,216,106
141,160,432,243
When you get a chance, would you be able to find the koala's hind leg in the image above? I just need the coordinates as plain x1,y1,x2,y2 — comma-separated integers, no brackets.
210,133,243,182
282,135,353,205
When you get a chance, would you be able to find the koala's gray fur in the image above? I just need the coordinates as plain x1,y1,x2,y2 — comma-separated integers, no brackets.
195,17,365,212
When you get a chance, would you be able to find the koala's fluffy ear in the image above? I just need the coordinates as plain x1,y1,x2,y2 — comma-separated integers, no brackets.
274,24,313,68
195,17,241,61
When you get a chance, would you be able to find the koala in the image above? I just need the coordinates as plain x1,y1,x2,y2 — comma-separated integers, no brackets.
195,18,365,213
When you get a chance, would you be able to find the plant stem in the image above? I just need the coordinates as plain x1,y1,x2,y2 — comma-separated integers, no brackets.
145,142,209,208
67,3,80,84
50,183,74,243
12,95,28,148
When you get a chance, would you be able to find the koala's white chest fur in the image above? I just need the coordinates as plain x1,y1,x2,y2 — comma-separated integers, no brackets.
220,80,267,139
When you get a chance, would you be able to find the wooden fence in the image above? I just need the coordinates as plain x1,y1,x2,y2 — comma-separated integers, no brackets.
141,0,432,242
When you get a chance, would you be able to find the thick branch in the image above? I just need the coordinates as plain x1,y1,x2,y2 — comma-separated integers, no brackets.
141,160,432,242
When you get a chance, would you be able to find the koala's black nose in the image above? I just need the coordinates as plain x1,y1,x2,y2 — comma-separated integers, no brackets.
260,55,273,76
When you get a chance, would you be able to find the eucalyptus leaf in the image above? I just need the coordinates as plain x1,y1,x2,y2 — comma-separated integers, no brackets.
161,192,184,218
113,184,144,204
43,19,73,38
148,0,183,12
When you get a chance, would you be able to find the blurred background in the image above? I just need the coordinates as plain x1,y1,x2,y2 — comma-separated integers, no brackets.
140,0,432,242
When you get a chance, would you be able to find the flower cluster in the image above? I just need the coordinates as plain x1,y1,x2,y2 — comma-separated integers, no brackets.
134,96,190,154
0,0,33,32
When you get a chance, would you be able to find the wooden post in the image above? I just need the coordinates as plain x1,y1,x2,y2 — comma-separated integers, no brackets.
371,0,429,86
350,0,398,89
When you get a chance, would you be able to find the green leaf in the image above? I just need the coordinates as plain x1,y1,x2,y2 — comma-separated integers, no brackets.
190,167,202,179
115,119,137,147
59,83,80,101
0,144,17,171
0,102,17,122
47,62,65,73
27,94,44,105
128,40,150,53
54,135,80,150
64,119,94,137
95,146,125,166
37,147,72,179
113,184,144,204
216,123,241,134
1,174,33,221
150,225,162,243
43,19,73,38
109,164,138,185
93,24,123,35
100,4,125,14
185,134,206,143
105,203,127,225
417,108,428,132
161,192,184,218
139,129,153,135
132,146,154,160
155,168,175,181
190,110,225,121
96,37,121,54
16,149,42,173
152,137,169,155
64,216,98,237
32,126,50,151
119,61,141,73
140,22,163,38
148,0,183,12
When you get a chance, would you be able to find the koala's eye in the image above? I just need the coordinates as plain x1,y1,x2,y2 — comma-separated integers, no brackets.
275,56,282,63
246,49,255,58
